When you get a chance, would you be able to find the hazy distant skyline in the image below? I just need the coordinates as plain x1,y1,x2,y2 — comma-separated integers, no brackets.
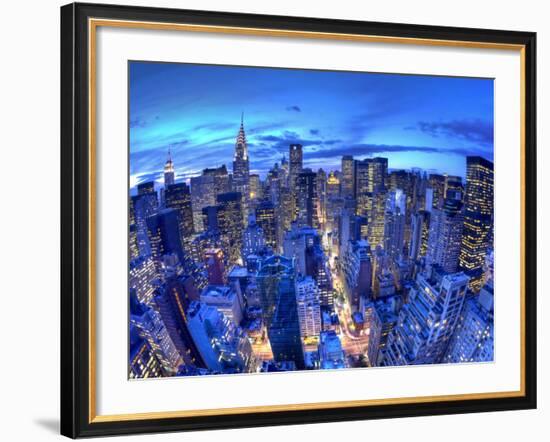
129,61,494,190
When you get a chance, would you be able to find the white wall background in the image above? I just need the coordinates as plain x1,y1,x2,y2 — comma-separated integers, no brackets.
0,0,546,440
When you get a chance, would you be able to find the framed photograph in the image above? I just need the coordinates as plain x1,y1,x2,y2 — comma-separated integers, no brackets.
60,2,537,438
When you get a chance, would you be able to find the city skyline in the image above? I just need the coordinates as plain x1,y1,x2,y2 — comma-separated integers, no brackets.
130,62,493,190
128,61,494,379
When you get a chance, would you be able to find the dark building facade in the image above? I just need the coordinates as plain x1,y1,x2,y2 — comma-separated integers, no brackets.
257,255,305,369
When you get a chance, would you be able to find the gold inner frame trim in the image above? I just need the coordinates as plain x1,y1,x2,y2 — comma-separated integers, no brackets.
88,17,527,424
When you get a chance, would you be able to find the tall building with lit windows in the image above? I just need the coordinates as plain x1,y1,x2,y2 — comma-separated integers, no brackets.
341,155,354,198
232,114,250,213
354,157,388,247
154,277,206,369
130,290,182,374
255,201,277,251
353,159,370,217
367,157,388,194
164,148,175,187
317,168,327,228
129,325,165,379
242,218,266,259
409,210,430,261
249,174,262,202
444,283,494,363
187,301,254,373
384,207,406,259
459,156,494,291
129,255,158,305
203,165,231,199
427,198,464,273
257,255,305,369
325,171,340,231
383,269,469,366
132,189,158,256
216,192,244,265
204,248,226,285
341,239,372,311
146,208,184,270
296,169,319,228
190,174,216,232
295,276,322,338
165,182,194,241
137,181,156,196
289,144,303,192
445,175,463,201
429,174,446,209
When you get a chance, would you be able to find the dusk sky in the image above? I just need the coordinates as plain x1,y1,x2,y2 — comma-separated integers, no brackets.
129,61,494,190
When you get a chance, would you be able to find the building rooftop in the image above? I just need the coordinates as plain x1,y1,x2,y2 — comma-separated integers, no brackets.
228,266,249,278
201,285,236,302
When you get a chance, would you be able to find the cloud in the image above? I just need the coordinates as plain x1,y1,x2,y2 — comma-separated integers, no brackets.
254,130,341,153
129,118,148,128
303,143,484,160
285,105,301,112
411,118,493,146
309,129,320,135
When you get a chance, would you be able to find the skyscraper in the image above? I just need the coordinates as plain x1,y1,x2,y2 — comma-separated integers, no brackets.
296,169,319,228
132,189,158,256
232,114,250,213
383,270,469,366
190,174,216,233
203,165,231,198
295,276,322,339
325,171,340,231
383,207,406,259
459,156,494,291
341,155,354,198
200,284,245,327
242,218,266,259
353,157,388,247
187,301,254,373
257,255,305,369
249,174,262,202
146,208,184,270
130,291,182,374
163,148,175,187
317,168,327,228
203,248,226,285
153,281,206,369
341,239,372,311
353,159,370,217
427,198,464,273
367,157,388,193
137,181,155,196
429,174,446,209
129,255,158,305
444,283,494,363
283,225,319,277
289,143,303,191
165,182,194,242
216,192,244,265
409,210,430,261
255,201,277,251
129,325,165,379
445,175,463,201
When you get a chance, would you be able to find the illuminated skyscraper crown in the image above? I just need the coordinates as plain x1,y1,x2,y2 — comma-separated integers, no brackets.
234,112,248,161
164,148,174,174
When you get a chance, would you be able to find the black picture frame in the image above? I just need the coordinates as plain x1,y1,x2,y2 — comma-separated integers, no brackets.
61,2,537,438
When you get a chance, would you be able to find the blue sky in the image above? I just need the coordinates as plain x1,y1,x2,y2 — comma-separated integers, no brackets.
129,61,493,189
